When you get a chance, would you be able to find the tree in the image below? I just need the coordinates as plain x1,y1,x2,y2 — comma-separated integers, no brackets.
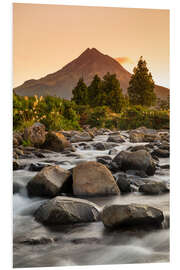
71,78,88,105
101,72,124,113
87,74,102,107
128,56,156,107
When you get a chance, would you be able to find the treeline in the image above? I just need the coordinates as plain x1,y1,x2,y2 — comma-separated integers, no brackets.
13,56,169,131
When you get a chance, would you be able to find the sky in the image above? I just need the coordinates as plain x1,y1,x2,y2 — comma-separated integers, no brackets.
13,3,169,88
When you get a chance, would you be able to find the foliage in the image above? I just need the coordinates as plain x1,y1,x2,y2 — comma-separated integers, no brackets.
71,78,88,105
13,93,80,131
128,56,156,107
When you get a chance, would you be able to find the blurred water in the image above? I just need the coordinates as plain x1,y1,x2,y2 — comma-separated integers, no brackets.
13,132,170,268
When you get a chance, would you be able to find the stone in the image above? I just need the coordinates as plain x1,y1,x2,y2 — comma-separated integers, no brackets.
107,134,125,143
43,131,73,152
116,174,131,193
28,163,50,172
34,196,100,225
24,122,46,146
13,132,23,147
27,165,72,198
129,127,160,143
112,150,156,176
70,132,93,143
73,161,120,196
152,149,169,158
19,236,58,245
139,181,169,195
101,204,164,229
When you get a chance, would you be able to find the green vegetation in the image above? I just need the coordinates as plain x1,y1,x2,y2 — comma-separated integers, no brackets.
128,56,156,107
72,73,125,113
13,63,169,132
13,93,81,131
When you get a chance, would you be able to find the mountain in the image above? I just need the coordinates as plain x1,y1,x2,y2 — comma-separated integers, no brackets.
14,48,169,100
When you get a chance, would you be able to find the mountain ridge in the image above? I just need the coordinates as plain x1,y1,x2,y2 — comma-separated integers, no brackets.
14,48,169,100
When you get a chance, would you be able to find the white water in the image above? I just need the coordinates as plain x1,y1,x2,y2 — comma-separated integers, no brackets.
13,133,170,268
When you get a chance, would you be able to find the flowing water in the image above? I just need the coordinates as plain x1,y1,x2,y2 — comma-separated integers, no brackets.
13,133,170,268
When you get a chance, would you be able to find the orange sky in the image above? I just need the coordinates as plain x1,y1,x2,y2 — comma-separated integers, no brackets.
13,3,169,88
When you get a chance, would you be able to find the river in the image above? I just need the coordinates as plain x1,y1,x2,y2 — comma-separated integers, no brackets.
13,132,170,268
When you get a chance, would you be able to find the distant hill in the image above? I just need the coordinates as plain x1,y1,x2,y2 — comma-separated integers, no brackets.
14,48,169,100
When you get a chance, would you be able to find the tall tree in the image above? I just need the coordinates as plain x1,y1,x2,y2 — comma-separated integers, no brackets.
101,72,124,113
87,74,102,107
71,78,88,105
128,56,156,106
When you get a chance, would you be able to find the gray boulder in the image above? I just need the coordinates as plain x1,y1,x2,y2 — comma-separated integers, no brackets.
139,181,169,195
112,150,156,176
34,196,100,225
24,122,46,146
70,131,93,143
101,204,164,229
73,161,120,196
27,165,72,198
107,134,125,143
43,131,73,152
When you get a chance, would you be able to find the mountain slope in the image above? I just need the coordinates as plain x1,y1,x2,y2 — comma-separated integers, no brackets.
14,48,169,100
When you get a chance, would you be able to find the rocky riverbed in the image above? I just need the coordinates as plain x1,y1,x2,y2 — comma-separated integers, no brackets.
13,126,170,267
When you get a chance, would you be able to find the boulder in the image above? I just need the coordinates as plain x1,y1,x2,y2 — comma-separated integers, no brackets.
152,148,169,158
43,131,73,152
13,160,25,171
116,174,131,193
112,150,156,176
13,132,23,147
108,148,119,156
24,122,46,146
28,163,50,172
129,127,160,143
101,204,164,229
70,131,93,143
139,181,169,195
27,165,72,198
107,134,125,143
73,161,120,196
34,196,100,225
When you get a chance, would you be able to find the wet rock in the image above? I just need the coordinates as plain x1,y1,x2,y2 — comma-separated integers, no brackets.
34,152,46,158
27,165,72,198
19,236,58,245
28,163,50,172
34,196,100,225
101,204,164,229
129,127,160,143
43,131,73,152
116,174,131,193
70,132,93,143
112,150,156,176
152,149,169,158
126,170,148,178
24,122,46,146
96,156,112,163
139,181,169,195
108,148,119,156
13,132,23,147
13,160,25,171
128,145,148,152
159,164,170,169
93,142,106,151
107,134,125,143
73,161,120,196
